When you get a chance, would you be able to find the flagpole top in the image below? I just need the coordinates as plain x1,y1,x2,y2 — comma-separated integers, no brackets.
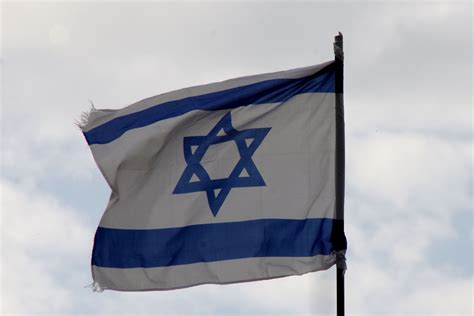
334,32,344,60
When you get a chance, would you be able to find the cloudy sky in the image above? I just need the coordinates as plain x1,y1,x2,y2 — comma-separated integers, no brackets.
1,1,472,315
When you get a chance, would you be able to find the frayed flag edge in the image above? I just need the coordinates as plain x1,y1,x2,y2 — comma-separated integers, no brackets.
75,100,97,131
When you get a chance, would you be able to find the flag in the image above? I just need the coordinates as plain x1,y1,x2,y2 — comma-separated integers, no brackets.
81,60,346,291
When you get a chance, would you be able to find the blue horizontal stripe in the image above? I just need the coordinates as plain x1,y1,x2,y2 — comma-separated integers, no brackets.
92,218,335,269
84,63,335,145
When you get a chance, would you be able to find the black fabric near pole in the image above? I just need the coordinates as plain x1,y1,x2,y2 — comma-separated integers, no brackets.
333,32,346,316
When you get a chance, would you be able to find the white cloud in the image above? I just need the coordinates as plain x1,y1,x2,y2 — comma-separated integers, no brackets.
49,24,70,46
344,130,473,315
348,132,471,214
398,271,473,315
1,179,93,314
1,120,97,183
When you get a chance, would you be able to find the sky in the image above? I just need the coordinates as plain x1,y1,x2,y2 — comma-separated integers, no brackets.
1,1,472,315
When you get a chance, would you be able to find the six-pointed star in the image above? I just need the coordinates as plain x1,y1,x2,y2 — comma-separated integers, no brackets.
173,112,271,216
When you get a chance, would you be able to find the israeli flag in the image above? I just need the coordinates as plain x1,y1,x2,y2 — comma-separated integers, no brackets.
81,60,346,291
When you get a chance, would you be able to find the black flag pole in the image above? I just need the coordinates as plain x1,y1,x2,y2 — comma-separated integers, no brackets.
333,32,346,316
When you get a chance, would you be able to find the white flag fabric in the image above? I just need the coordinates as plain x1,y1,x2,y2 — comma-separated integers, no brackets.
81,60,346,291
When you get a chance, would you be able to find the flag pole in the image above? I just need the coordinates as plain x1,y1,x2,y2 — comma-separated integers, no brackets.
333,32,345,316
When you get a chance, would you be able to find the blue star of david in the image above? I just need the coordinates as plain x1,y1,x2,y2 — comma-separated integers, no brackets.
173,112,271,216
